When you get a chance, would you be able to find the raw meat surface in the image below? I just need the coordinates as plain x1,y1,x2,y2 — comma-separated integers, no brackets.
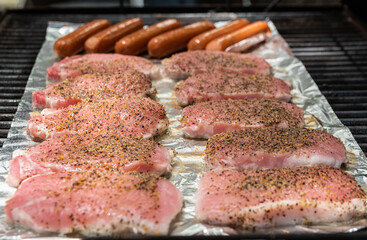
205,128,347,170
162,50,271,80
7,133,172,187
196,166,367,229
175,71,291,106
5,170,183,235
181,99,304,138
47,53,161,81
34,70,153,109
27,97,168,141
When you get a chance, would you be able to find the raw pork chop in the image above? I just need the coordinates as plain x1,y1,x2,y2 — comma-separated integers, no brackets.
27,97,168,141
8,133,173,187
5,170,183,235
47,53,160,81
181,99,304,138
205,128,347,170
34,70,153,109
196,166,367,229
162,50,271,80
175,70,291,106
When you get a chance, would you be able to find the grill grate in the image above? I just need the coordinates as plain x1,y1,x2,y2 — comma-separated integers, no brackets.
0,9,367,154
272,14,367,153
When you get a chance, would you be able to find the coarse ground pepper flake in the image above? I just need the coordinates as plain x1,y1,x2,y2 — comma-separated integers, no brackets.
34,133,157,168
206,166,366,205
181,99,303,127
38,97,167,138
169,51,257,75
206,128,343,155
197,166,367,228
47,70,151,101
61,56,153,77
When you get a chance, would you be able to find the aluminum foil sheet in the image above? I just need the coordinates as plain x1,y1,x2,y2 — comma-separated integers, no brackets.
1,19,367,239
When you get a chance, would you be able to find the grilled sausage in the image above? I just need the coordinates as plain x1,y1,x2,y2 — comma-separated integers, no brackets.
187,19,250,51
147,20,215,58
84,18,144,53
206,21,270,51
115,19,181,55
53,19,111,58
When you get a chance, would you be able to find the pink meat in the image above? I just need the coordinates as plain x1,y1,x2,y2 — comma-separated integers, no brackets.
27,97,168,141
196,166,367,229
205,128,347,170
7,133,172,187
34,70,153,109
46,53,161,82
162,50,271,80
181,99,304,138
175,71,291,106
5,170,183,235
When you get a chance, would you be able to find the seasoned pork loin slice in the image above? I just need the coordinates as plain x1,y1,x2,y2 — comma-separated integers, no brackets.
47,53,161,81
205,128,347,170
34,70,153,109
27,97,168,141
196,166,367,229
162,50,271,80
181,99,304,138
175,70,291,106
5,170,183,235
8,133,173,187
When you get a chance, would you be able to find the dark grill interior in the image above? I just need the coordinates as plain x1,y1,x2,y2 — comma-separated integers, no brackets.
0,9,367,155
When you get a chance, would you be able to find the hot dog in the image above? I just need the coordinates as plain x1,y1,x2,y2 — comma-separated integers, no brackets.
187,19,250,51
53,19,111,58
84,18,144,53
206,21,270,51
115,19,182,56
147,20,215,58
